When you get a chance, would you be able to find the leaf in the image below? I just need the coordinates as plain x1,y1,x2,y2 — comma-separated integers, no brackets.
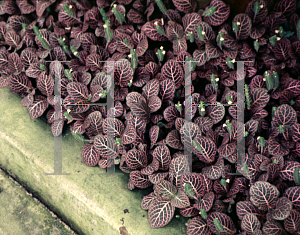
8,52,23,75
180,173,207,199
262,219,287,235
126,92,149,123
94,134,118,159
241,213,261,234
232,13,252,40
166,130,184,150
273,38,291,61
218,143,236,158
274,0,296,16
172,0,195,13
202,157,224,180
9,73,32,93
86,53,102,71
51,119,64,137
127,8,145,24
236,201,264,220
193,192,215,211
272,104,297,128
114,59,134,88
207,212,236,235
182,13,202,36
161,59,184,89
279,161,300,181
81,144,100,166
148,96,161,113
250,181,280,211
180,122,201,152
284,209,300,233
148,172,168,185
284,186,300,210
142,79,159,100
193,136,217,163
155,180,177,200
203,0,230,26
187,217,211,235
250,88,270,108
27,96,49,119
141,192,157,210
122,124,137,145
207,102,225,124
268,137,289,156
4,30,20,48
37,74,54,96
141,20,168,41
245,0,268,24
130,170,152,189
195,21,215,43
148,199,175,228
271,197,293,220
149,125,159,149
171,190,190,208
126,149,147,170
159,79,175,101
169,155,189,188
193,49,208,66
153,145,171,171
67,82,89,102
166,21,184,41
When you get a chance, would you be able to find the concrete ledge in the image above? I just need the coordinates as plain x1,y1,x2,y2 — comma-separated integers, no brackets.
0,169,75,235
0,87,187,235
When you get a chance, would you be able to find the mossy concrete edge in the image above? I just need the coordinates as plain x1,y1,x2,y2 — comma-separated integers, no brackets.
0,87,188,235
0,168,75,235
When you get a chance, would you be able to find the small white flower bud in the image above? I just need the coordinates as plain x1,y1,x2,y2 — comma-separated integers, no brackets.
236,22,241,26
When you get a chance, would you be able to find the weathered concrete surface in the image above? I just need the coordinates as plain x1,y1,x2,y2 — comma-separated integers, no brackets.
0,87,188,235
0,169,75,235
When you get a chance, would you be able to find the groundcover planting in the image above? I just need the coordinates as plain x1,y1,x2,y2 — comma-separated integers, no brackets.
0,0,300,234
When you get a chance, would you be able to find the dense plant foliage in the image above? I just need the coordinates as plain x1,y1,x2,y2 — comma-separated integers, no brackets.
0,0,300,234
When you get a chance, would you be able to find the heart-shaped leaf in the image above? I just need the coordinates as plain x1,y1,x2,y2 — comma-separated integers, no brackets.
81,144,100,166
148,198,175,228
284,186,300,210
250,181,279,211
207,212,236,235
171,190,190,208
271,197,293,220
241,213,261,234
153,145,171,171
154,180,177,200
187,216,211,235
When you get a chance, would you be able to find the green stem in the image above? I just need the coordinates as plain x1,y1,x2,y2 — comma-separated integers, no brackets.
244,84,251,110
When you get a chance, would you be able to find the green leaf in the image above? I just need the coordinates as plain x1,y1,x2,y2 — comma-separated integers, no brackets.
204,6,216,16
63,4,74,17
72,131,85,142
214,218,224,232
193,140,203,153
269,35,278,47
112,5,125,25
200,209,207,219
154,0,168,16
254,1,260,15
187,32,194,43
254,39,259,52
184,183,195,197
